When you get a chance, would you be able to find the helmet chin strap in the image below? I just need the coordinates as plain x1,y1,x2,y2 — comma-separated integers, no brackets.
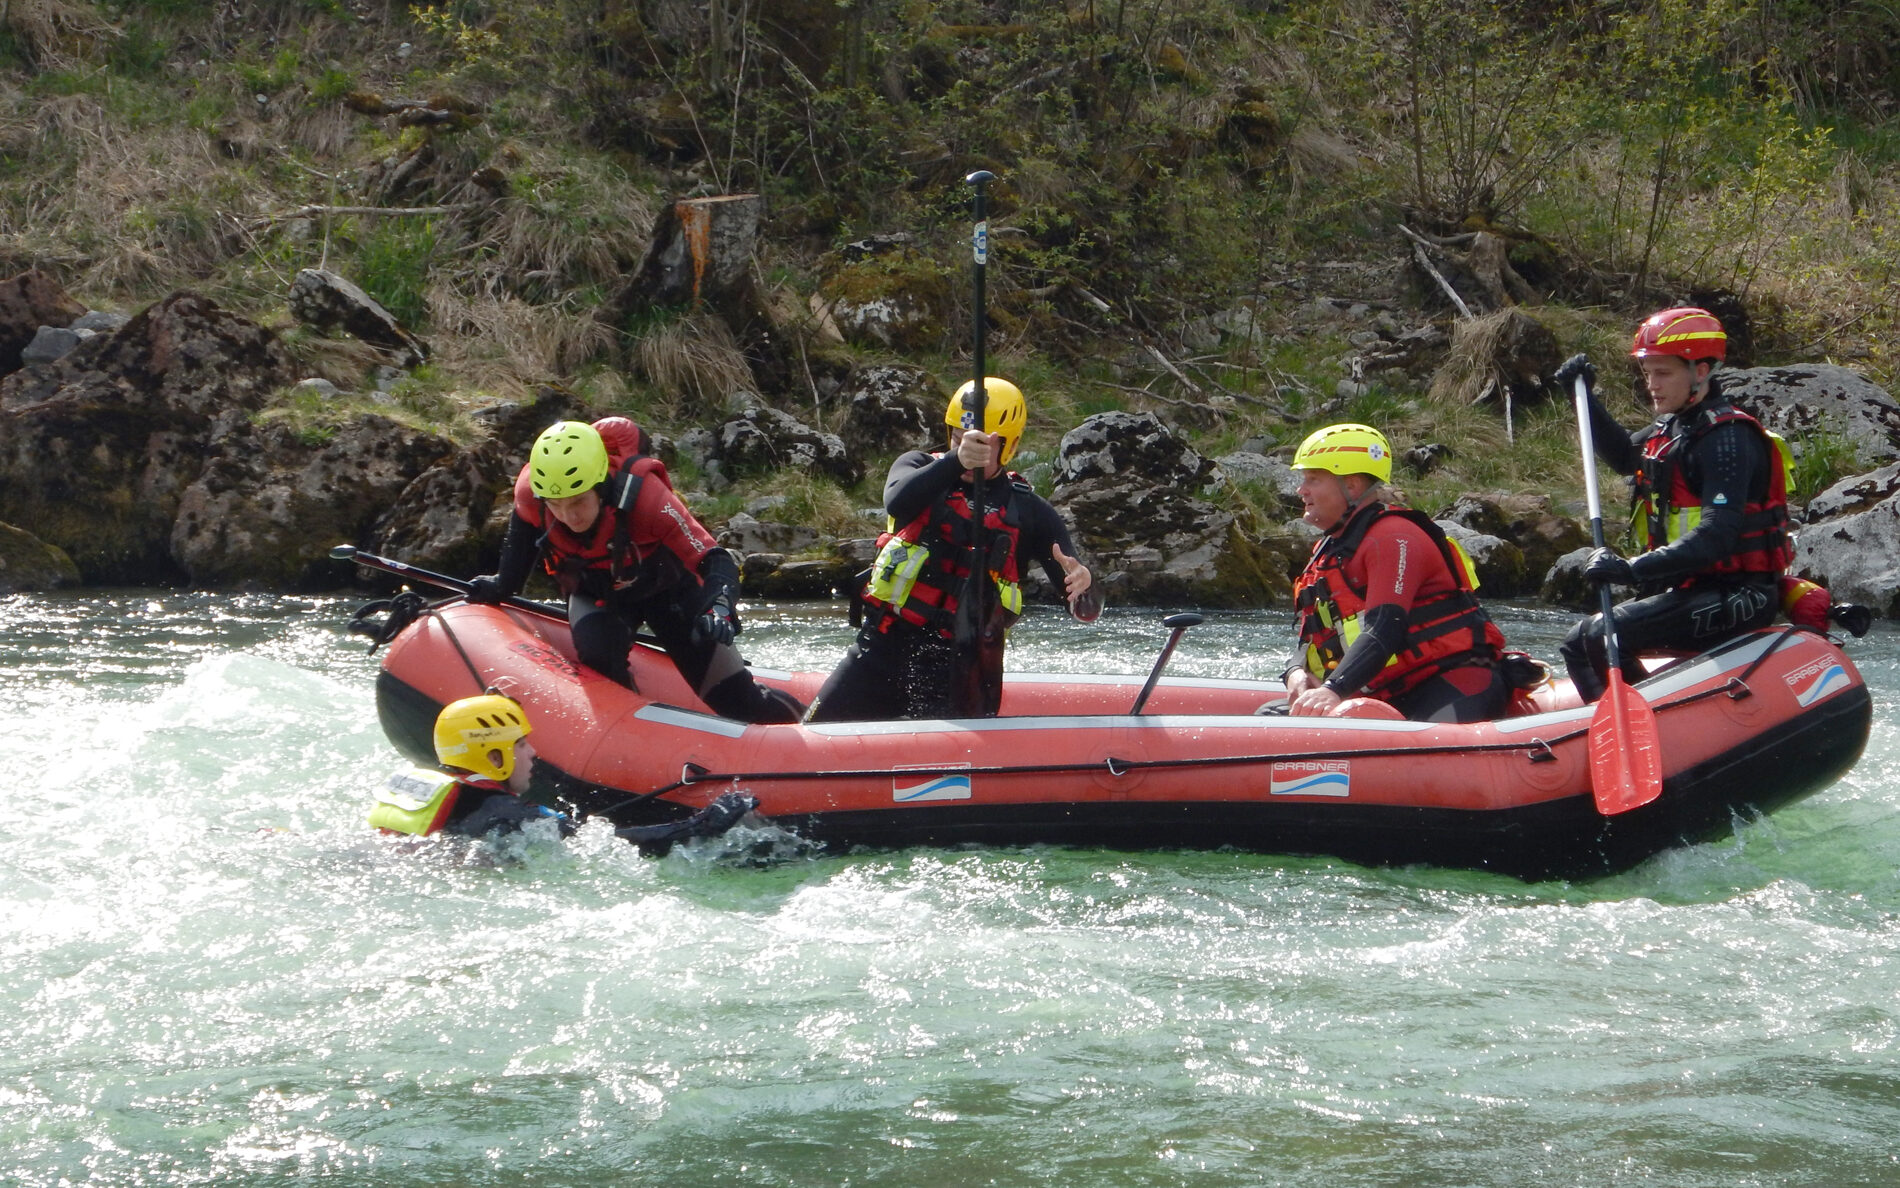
1324,477,1379,535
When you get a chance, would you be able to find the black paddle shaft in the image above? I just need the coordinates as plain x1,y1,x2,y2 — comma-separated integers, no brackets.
329,544,565,619
1130,612,1205,714
955,170,996,652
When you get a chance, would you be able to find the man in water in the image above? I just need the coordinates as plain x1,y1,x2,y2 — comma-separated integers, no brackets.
370,692,755,851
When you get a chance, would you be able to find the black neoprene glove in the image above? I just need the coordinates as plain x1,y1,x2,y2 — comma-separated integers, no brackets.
1584,547,1635,587
693,591,739,647
689,792,758,837
465,574,506,605
1554,353,1597,393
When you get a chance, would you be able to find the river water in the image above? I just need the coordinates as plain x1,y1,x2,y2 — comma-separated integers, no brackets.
4,592,1897,1186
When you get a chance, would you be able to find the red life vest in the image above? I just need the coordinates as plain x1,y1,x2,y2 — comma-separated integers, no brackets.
1631,403,1791,581
508,418,690,598
861,464,1027,639
1293,504,1506,700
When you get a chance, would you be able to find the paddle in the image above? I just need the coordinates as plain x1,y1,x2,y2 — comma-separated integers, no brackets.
330,544,566,619
1571,377,1664,815
1130,612,1204,714
951,170,1002,713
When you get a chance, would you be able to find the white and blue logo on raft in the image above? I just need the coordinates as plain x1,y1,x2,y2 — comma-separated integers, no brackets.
894,768,973,802
1268,761,1351,797
1786,658,1851,708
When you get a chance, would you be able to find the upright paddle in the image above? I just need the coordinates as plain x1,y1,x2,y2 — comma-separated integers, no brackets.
1571,378,1664,815
951,170,1003,713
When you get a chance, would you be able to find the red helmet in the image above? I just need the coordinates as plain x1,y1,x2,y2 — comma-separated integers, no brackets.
1630,307,1726,363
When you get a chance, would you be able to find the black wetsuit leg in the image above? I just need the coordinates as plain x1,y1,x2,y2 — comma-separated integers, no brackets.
1389,663,1509,723
1560,577,1777,702
569,593,635,685
804,620,959,723
639,589,802,724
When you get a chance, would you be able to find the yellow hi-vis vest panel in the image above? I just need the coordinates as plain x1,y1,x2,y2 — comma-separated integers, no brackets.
368,767,460,835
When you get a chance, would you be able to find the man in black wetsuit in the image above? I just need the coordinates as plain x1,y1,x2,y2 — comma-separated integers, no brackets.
1554,306,1792,702
803,377,1103,722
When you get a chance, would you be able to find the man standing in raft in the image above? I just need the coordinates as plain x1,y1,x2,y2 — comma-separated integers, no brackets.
804,377,1102,722
1554,307,1790,702
1284,422,1510,722
467,418,803,724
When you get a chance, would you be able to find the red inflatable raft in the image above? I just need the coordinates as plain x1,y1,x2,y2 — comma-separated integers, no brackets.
368,600,1871,881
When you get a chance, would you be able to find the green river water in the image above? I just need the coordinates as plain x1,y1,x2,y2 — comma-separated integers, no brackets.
4,593,1897,1186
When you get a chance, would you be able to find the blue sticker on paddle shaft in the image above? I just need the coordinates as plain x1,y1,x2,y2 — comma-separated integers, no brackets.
974,221,988,265
894,771,973,802
1268,761,1351,797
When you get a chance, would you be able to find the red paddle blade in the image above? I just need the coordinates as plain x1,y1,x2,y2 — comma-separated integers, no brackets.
1589,669,1663,815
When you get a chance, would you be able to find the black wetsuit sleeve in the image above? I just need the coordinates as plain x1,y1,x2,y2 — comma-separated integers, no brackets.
884,450,966,523
494,512,540,596
696,547,741,607
1018,495,1104,620
1628,420,1766,586
1320,602,1409,697
1586,390,1644,476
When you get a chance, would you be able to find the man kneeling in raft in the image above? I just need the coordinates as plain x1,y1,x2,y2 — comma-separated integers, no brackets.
1282,423,1511,722
467,419,802,724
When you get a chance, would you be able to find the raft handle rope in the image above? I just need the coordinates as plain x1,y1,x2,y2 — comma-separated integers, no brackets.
591,639,1856,810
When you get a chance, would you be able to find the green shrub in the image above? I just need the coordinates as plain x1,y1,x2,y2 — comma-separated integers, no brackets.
354,218,438,329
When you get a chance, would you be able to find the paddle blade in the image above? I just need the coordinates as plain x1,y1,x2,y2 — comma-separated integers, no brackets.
1589,669,1663,815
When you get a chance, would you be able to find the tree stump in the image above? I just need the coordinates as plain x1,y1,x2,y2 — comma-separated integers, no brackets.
629,194,764,310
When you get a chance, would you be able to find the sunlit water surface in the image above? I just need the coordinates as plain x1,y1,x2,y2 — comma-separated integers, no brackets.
4,592,1898,1187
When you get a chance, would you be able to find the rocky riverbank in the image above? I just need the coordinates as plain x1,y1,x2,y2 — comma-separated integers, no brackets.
5,269,1900,620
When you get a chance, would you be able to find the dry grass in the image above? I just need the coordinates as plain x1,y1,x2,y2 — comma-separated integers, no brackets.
635,312,757,413
424,281,616,394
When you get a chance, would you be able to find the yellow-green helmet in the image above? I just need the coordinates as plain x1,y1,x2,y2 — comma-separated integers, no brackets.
945,377,1027,464
530,421,609,498
1293,423,1392,483
433,694,532,782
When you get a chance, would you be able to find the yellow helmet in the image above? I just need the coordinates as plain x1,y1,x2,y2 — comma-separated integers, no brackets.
433,694,532,782
529,421,609,498
946,377,1027,464
1293,423,1392,483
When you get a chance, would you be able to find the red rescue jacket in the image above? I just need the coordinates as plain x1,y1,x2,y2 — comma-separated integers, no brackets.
1294,504,1506,700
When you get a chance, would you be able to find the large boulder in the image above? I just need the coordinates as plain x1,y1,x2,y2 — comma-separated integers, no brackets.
837,363,938,460
369,440,518,580
0,520,80,593
715,402,863,485
1789,462,1900,616
1053,411,1287,607
1436,493,1590,597
0,292,293,584
171,416,455,589
0,269,87,376
1719,363,1900,469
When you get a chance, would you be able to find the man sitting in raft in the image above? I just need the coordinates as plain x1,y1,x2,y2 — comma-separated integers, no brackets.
467,419,802,724
804,377,1102,722
1554,307,1790,703
1283,422,1510,722
369,692,756,850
